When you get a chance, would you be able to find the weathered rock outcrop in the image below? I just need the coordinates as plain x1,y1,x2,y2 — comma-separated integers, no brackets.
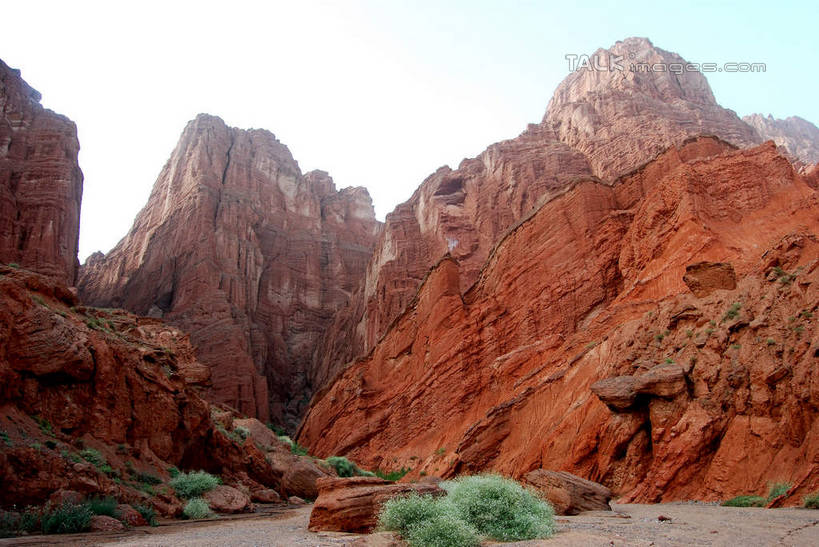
523,470,613,515
544,37,761,180
743,114,819,165
0,265,331,511
299,138,819,505
78,115,380,424
0,59,82,285
308,476,445,533
312,38,766,389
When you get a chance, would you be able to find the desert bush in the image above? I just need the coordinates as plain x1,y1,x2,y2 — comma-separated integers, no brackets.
135,504,159,526
803,492,819,509
405,512,480,547
767,482,792,501
80,447,106,467
182,498,212,520
444,474,555,541
379,493,448,535
135,471,162,485
170,471,221,499
722,495,766,507
234,426,249,440
722,302,742,322
40,502,93,534
87,496,118,517
326,456,374,478
376,467,410,481
277,435,309,456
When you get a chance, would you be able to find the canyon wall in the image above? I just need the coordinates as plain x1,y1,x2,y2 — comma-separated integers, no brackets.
0,59,83,285
299,138,819,503
78,115,380,425
312,37,765,389
744,113,819,165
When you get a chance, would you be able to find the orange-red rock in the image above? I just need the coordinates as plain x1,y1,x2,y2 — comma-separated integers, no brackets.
313,38,769,392
0,58,83,285
0,265,328,511
78,115,380,425
203,485,251,513
308,476,445,533
523,470,613,515
299,138,819,505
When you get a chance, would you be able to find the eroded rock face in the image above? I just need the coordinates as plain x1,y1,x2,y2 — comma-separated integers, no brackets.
0,265,328,511
78,115,380,424
683,262,737,297
744,114,819,165
299,138,819,505
308,476,445,533
313,38,767,391
0,58,83,285
544,37,761,180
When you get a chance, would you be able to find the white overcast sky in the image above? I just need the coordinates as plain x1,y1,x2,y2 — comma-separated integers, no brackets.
1,0,816,261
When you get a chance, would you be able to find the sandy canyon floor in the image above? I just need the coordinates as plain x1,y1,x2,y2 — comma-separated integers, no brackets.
1,503,817,546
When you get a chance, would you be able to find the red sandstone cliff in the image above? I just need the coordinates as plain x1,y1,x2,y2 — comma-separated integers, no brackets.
0,264,332,511
312,37,766,389
78,114,380,425
0,59,83,285
299,138,819,504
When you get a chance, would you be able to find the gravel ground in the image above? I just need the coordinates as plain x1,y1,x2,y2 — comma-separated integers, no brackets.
3,503,818,546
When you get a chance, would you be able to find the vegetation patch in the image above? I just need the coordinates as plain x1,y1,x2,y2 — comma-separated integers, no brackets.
87,496,118,517
721,495,766,507
277,435,309,456
182,498,213,520
326,456,375,478
378,475,554,546
803,492,819,509
376,467,411,481
135,504,159,526
170,471,221,499
767,482,791,501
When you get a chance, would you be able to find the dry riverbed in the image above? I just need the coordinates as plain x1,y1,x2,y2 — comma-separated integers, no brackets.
2,503,817,546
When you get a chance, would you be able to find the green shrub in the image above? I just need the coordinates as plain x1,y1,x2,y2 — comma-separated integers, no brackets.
168,466,181,478
234,426,249,440
61,449,82,463
444,474,555,541
80,448,106,467
722,495,766,507
326,456,374,478
278,435,309,456
803,492,819,509
136,471,162,485
722,302,742,322
376,467,411,481
41,502,93,534
134,504,159,526
170,471,221,499
87,496,118,517
379,493,447,535
767,482,791,501
327,456,358,477
406,513,480,547
0,430,10,446
182,498,212,520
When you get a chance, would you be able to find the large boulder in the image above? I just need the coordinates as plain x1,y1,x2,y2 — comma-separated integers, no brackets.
89,515,126,532
309,476,446,533
203,485,252,513
524,470,613,515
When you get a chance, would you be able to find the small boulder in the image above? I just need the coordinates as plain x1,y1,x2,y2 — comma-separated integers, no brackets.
524,470,613,515
89,514,126,532
48,489,85,506
309,476,446,533
203,485,252,513
252,489,282,503
288,496,307,505
116,504,148,527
